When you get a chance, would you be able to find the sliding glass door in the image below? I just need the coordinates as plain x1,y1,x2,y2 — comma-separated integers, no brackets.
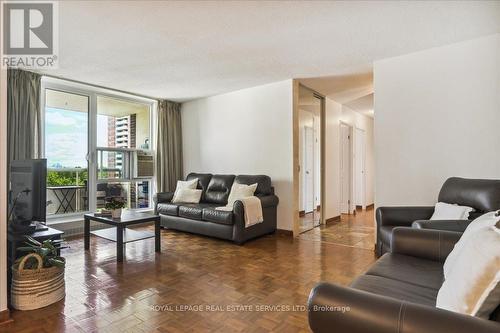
44,89,89,217
41,78,155,222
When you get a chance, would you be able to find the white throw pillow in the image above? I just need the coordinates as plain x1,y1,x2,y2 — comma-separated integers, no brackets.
226,182,258,207
443,211,500,279
172,188,202,204
436,225,500,318
430,202,474,220
172,178,198,202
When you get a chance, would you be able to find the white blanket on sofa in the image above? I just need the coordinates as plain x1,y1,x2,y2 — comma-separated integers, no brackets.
216,196,263,228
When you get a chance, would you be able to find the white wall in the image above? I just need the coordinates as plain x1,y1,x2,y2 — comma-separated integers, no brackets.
374,34,500,207
181,80,294,230
323,99,375,221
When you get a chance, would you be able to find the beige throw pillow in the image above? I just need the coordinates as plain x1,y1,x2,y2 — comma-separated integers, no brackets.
172,178,198,202
430,202,474,220
443,211,500,279
226,183,258,207
436,225,500,318
172,188,202,204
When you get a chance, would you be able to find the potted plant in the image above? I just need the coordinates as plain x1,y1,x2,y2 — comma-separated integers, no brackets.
11,237,67,310
105,197,126,218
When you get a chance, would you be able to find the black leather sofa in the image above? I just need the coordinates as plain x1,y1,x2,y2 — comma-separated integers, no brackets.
308,227,500,333
376,177,500,256
154,173,279,244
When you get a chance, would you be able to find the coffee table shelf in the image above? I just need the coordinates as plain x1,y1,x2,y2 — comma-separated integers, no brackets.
91,228,155,243
84,211,161,262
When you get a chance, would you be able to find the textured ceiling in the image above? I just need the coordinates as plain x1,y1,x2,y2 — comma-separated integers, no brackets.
37,1,500,101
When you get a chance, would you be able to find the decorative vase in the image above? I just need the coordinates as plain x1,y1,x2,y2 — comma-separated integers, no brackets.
112,208,122,219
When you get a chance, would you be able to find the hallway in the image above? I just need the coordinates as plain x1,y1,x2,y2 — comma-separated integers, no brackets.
298,208,375,250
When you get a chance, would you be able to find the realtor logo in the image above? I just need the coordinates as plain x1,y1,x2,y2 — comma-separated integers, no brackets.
2,1,58,68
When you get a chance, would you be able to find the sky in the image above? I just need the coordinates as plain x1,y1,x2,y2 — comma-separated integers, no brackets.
45,107,109,168
45,107,88,168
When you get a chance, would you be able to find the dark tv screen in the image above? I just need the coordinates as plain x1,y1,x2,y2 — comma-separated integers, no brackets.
10,159,47,222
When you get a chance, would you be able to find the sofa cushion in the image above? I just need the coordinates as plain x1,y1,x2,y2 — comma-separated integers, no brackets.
204,175,235,204
235,175,273,196
351,275,438,307
365,253,444,290
202,208,234,225
186,173,212,201
179,203,218,220
157,202,181,216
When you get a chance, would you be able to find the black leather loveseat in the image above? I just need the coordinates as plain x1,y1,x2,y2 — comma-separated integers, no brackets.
154,173,279,244
376,177,500,256
308,228,500,333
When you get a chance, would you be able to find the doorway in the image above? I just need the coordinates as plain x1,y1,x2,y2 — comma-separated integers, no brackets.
340,122,352,214
297,85,324,233
354,127,366,210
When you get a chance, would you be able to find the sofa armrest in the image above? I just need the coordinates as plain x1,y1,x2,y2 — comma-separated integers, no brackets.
154,192,174,204
412,219,470,232
308,282,500,333
232,195,279,217
232,196,278,244
376,206,434,227
258,195,279,208
391,227,462,262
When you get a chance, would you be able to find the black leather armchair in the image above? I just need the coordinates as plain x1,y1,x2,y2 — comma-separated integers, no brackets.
376,177,500,255
308,228,500,333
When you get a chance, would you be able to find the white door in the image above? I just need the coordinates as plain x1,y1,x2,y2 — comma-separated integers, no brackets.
355,128,366,208
304,126,314,213
340,123,351,214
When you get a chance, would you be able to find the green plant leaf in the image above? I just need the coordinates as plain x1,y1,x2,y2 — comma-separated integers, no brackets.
16,247,35,252
24,236,41,246
16,238,66,269
38,247,51,257
48,258,65,268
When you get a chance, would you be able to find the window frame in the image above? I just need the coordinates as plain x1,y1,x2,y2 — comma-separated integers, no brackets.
41,77,157,223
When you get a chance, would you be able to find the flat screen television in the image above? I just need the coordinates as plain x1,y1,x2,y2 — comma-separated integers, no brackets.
10,159,47,223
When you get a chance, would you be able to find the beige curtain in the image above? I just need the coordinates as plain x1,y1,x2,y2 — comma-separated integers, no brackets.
156,100,183,192
7,69,42,168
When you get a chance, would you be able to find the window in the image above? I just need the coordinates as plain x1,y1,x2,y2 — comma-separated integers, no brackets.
45,89,89,216
97,95,151,150
96,96,153,212
42,78,156,221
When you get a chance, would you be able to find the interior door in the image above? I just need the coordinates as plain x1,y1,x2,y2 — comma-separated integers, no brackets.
355,128,366,208
304,126,314,213
340,123,351,214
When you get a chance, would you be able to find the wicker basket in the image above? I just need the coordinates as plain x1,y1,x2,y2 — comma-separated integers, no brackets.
11,253,66,310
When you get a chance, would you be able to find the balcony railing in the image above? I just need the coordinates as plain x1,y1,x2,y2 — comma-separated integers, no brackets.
47,168,88,216
47,164,152,217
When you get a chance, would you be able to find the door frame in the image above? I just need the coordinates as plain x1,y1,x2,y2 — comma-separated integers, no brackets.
339,121,354,215
293,80,326,237
303,125,315,213
354,127,366,210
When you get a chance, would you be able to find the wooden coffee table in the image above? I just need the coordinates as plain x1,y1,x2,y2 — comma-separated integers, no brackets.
84,211,161,262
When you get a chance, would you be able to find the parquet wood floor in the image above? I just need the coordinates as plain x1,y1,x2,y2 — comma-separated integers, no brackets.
1,211,376,333
299,209,376,250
